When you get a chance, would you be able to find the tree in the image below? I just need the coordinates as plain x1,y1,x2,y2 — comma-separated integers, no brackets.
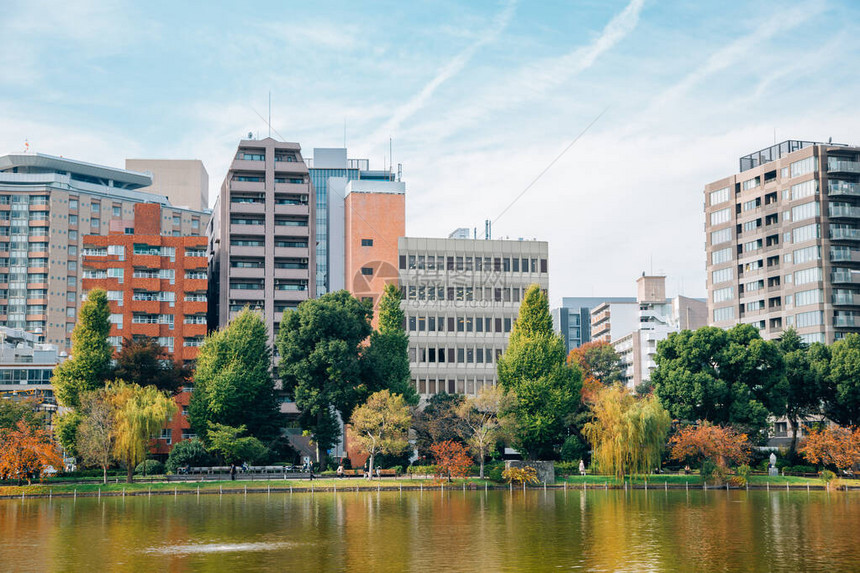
413,393,468,459
800,425,860,472
777,329,828,458
165,437,212,473
652,325,786,437
826,334,860,426
206,423,269,464
188,308,279,442
456,385,509,478
108,381,177,483
430,440,472,482
0,420,63,484
0,398,44,431
112,337,190,395
567,341,622,400
51,289,113,409
669,423,752,474
362,284,419,405
76,390,114,484
583,385,671,479
277,291,373,466
54,410,83,457
349,390,411,479
497,284,582,459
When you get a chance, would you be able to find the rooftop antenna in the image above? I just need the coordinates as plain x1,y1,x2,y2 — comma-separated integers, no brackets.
268,91,271,138
389,137,393,174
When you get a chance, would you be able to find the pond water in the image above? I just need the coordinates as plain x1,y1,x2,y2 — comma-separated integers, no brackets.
1,489,858,571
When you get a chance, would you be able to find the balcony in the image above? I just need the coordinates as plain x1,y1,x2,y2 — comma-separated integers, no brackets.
829,180,860,198
230,266,264,278
829,204,860,219
832,271,860,284
274,182,308,193
833,293,858,305
229,180,265,192
229,288,264,300
830,227,860,240
274,268,309,280
827,158,860,174
230,223,265,236
230,245,265,257
274,204,308,216
274,246,308,258
229,201,265,215
230,159,267,172
834,315,860,327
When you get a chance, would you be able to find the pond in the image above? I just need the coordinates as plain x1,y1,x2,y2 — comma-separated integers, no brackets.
1,488,858,571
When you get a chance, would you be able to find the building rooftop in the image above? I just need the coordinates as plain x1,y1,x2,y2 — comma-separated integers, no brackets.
0,152,152,188
739,140,825,172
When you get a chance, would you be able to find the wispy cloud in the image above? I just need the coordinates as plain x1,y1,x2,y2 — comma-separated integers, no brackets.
366,0,518,147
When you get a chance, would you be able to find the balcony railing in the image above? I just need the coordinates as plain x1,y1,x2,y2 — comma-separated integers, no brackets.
829,180,860,197
830,228,860,240
828,158,860,174
829,204,860,218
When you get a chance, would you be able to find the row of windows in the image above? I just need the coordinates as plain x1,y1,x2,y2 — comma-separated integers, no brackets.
408,346,504,365
404,284,528,303
407,315,513,334
415,378,496,396
0,368,53,383
400,254,547,274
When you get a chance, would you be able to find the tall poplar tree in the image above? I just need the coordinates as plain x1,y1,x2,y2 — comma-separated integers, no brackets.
187,308,279,442
362,283,419,405
497,284,581,459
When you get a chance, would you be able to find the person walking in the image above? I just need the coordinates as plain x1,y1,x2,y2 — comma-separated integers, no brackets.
230,463,236,481
579,459,586,476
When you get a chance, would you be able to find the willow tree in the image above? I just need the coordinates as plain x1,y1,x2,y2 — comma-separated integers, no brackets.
497,284,581,459
583,385,671,479
108,381,176,483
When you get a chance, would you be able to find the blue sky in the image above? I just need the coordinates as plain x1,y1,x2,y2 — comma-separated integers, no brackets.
2,0,859,303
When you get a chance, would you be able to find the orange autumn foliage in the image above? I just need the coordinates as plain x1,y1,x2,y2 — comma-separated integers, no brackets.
800,425,860,471
430,440,472,482
0,420,64,484
567,341,622,402
669,424,751,469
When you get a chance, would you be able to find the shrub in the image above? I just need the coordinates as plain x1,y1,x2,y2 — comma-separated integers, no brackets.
736,464,752,486
407,464,435,476
487,465,504,483
165,438,212,473
560,434,588,462
789,465,816,474
134,460,164,476
820,469,836,483
502,466,539,485
554,461,580,476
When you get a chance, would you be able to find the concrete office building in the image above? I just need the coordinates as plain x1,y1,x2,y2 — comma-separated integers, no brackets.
0,326,62,417
344,179,406,326
125,159,209,211
308,149,396,295
208,138,315,346
590,300,639,344
552,296,635,355
0,153,209,353
705,140,860,344
399,237,549,398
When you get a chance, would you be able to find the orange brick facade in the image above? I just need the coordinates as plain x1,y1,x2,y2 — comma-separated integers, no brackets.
81,203,208,455
344,191,405,328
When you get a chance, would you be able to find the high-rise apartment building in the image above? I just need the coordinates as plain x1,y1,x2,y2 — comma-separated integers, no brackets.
344,179,405,326
705,140,860,344
552,296,636,355
82,202,208,453
208,138,315,346
0,326,62,417
0,153,208,353
125,159,209,211
399,237,549,398
308,148,396,295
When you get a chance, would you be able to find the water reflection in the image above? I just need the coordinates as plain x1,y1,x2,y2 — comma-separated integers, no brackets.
0,490,857,571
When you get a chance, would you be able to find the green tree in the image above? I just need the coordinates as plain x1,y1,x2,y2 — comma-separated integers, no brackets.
583,385,671,479
651,325,786,437
108,381,177,483
413,393,468,459
0,398,44,431
456,385,509,478
349,390,411,479
362,284,419,405
277,291,373,467
188,308,279,442
76,390,114,484
112,337,190,395
567,340,623,398
54,410,83,457
777,329,828,458
165,437,212,473
51,289,113,409
826,333,860,426
497,284,581,459
206,423,269,464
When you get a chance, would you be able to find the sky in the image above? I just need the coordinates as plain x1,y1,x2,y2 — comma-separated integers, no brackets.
2,0,859,306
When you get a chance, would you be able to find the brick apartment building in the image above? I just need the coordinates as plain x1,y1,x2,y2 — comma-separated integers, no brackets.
82,202,208,453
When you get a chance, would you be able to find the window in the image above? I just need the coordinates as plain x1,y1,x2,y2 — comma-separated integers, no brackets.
791,179,817,200
361,239,373,247
743,219,761,232
69,230,77,240
713,287,733,303
712,267,732,284
709,187,730,206
792,224,819,244
742,198,761,211
794,267,822,285
91,203,100,213
745,300,765,311
69,199,78,210
712,247,732,265
790,156,815,178
744,239,762,252
791,201,819,222
360,267,373,276
192,219,199,230
711,228,731,245
710,208,731,226
795,289,823,306
91,218,100,228
742,177,760,191
793,246,820,264
69,215,78,225
112,205,121,217
714,307,735,322
795,310,823,328
746,279,764,292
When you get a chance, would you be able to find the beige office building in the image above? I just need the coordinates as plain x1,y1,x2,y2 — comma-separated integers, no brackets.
0,153,209,354
705,140,860,343
399,236,549,398
125,159,209,211
208,138,315,346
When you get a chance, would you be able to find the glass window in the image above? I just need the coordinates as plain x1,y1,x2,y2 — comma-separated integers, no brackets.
791,201,819,222
793,246,820,264
791,179,817,200
712,247,732,265
709,187,729,206
714,307,735,322
742,177,760,191
713,287,733,303
795,310,823,327
792,224,819,243
794,289,823,306
790,156,815,178
794,267,822,285
712,267,732,284
710,208,731,226
711,228,731,245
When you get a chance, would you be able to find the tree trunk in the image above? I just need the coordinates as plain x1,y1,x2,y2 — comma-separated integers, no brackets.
368,453,375,480
103,466,107,485
788,418,799,461
126,456,134,484
479,450,485,479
